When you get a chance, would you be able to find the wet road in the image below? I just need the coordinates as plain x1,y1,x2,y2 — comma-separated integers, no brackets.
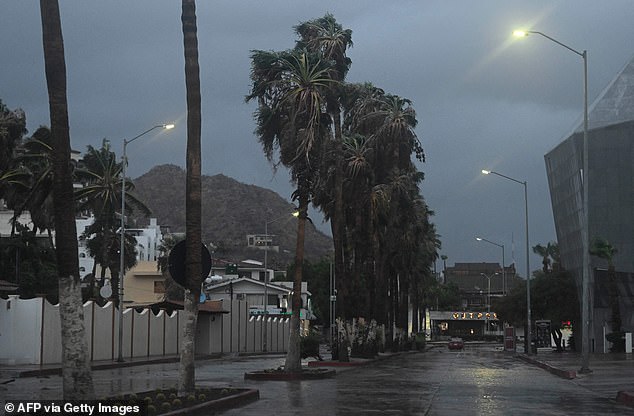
224,346,631,416
3,345,632,415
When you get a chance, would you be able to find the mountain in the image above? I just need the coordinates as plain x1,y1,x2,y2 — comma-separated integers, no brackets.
132,164,333,267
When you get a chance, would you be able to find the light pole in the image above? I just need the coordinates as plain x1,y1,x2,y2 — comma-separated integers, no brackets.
513,29,591,372
482,169,531,354
262,210,299,352
476,237,506,295
117,123,174,362
480,273,498,314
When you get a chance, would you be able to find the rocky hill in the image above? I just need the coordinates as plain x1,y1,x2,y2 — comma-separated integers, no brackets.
131,164,332,267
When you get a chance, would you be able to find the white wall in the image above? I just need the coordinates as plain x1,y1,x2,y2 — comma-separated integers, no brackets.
0,297,289,365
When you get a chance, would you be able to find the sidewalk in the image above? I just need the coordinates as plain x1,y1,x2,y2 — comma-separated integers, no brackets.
517,349,634,406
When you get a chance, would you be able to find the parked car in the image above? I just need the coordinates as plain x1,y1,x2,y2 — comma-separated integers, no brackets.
448,337,464,350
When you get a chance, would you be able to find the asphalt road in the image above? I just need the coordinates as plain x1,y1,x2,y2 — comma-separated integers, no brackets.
2,344,632,415
224,346,632,416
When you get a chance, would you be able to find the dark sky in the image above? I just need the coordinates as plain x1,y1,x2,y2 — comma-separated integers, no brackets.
2,1,634,275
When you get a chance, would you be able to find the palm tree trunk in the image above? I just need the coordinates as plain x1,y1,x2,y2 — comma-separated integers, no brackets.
39,0,94,399
285,190,308,373
179,0,202,395
332,110,346,319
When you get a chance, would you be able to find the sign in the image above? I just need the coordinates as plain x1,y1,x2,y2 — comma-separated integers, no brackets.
535,320,551,348
99,282,112,299
451,311,498,321
168,241,212,288
504,327,516,352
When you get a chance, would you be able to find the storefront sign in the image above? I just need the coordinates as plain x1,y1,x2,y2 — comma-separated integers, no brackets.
451,311,498,320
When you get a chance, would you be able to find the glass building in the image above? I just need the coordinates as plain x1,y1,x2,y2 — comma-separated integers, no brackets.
545,55,634,352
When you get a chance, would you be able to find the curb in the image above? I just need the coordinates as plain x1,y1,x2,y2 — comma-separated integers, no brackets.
5,354,230,379
159,388,260,415
307,350,420,368
308,360,366,367
244,368,336,380
516,354,576,379
616,391,634,407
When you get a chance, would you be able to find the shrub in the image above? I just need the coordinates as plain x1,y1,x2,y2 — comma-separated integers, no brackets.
415,333,426,351
300,330,321,359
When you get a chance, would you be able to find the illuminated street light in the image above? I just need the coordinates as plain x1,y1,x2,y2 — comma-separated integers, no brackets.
117,123,174,362
482,169,531,354
476,237,506,295
513,29,591,373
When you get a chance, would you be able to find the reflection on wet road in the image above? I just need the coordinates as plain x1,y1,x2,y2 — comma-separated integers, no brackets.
225,346,630,416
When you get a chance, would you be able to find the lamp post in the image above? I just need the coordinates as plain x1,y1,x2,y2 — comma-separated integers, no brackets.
482,169,531,354
476,237,506,295
480,273,498,314
480,272,498,336
117,123,174,362
262,210,299,352
513,30,591,373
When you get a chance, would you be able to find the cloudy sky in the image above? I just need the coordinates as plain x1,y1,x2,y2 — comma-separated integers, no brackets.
2,1,634,275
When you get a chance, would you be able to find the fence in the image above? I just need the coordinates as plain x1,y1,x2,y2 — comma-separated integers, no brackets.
0,296,289,365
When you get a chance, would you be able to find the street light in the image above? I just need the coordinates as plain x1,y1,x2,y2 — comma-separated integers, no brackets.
482,169,531,354
480,273,499,314
481,272,499,336
513,29,591,373
117,123,174,362
475,237,506,295
262,210,299,352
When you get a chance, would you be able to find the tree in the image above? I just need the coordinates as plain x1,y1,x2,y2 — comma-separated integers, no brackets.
39,0,94,399
532,242,557,273
295,14,352,322
75,139,149,300
179,0,203,395
530,269,579,351
247,48,334,372
590,237,620,332
0,99,27,173
0,100,28,205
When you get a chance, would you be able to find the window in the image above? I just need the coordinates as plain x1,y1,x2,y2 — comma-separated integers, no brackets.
153,281,165,294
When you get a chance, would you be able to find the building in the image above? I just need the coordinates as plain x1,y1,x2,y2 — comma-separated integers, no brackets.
204,260,316,334
545,54,634,352
430,262,520,339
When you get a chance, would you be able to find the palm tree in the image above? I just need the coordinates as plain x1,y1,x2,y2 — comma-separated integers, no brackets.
0,99,27,173
179,0,203,395
247,48,334,372
39,0,94,399
295,15,353,320
75,139,150,299
10,127,58,243
532,242,556,273
590,237,620,332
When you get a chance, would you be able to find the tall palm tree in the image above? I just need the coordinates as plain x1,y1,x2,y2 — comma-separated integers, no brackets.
39,0,94,399
590,237,620,332
179,0,202,395
247,48,334,372
295,15,353,319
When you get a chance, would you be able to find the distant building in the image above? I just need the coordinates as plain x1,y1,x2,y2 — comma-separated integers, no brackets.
545,54,634,351
445,262,520,310
430,262,520,339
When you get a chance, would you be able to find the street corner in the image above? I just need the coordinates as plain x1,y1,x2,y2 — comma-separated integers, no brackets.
516,354,576,379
